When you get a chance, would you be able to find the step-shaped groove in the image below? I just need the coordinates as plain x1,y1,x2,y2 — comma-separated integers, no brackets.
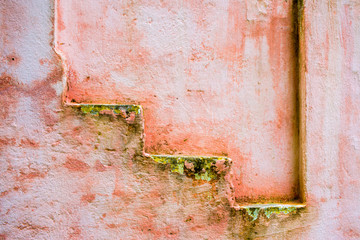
150,155,231,181
237,203,306,221
66,103,143,125
65,103,306,213
79,104,142,116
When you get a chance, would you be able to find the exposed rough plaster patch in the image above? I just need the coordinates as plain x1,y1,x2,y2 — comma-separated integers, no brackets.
150,155,231,181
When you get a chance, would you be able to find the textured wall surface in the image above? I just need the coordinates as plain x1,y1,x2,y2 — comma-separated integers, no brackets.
56,0,299,202
302,0,360,238
0,0,360,239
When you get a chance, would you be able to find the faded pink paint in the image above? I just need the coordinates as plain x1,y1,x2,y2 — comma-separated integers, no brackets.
302,0,360,238
1,0,360,239
56,0,299,201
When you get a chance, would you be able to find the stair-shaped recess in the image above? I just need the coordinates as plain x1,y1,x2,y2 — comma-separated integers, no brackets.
66,103,305,218
66,103,231,182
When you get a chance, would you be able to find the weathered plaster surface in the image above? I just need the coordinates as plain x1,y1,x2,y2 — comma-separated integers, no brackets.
302,0,360,238
55,0,299,201
0,0,360,239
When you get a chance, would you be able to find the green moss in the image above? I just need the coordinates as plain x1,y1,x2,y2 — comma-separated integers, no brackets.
150,155,230,181
246,208,260,221
80,104,141,116
241,204,301,221
264,207,297,218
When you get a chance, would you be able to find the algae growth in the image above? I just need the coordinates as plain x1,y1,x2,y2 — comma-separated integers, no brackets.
80,104,142,116
242,204,302,221
150,155,231,181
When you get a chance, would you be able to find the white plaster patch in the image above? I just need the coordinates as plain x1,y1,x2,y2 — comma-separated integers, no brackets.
52,81,64,96
351,11,360,73
136,6,198,58
0,1,55,85
110,71,137,88
350,135,360,150
15,96,43,139
243,36,275,124
246,0,271,21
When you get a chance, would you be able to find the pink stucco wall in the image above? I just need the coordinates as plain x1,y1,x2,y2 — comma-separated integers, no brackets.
1,0,360,239
56,0,299,202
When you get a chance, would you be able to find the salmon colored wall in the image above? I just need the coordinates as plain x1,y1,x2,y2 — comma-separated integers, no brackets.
56,0,299,202
0,0,360,239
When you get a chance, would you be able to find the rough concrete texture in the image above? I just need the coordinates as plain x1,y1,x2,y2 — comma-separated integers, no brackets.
0,0,360,239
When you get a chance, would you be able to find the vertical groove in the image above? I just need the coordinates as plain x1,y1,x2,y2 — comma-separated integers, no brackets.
295,0,307,203
292,0,306,203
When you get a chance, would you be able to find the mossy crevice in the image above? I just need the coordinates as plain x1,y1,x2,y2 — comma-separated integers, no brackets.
79,104,142,116
241,204,304,221
150,155,231,181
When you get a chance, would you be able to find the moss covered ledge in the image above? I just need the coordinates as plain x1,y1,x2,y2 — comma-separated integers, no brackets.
65,103,143,124
237,203,306,221
78,104,142,116
150,155,231,181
